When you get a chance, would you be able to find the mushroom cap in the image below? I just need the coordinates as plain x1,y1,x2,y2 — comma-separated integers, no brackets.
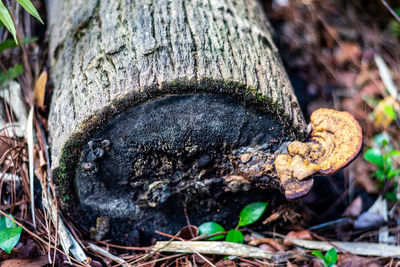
284,178,314,200
310,108,363,174
273,108,362,200
274,154,315,199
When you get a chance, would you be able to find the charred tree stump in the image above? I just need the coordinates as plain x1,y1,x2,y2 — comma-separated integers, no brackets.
47,0,307,244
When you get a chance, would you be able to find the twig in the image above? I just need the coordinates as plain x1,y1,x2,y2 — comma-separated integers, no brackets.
264,232,400,258
152,241,281,261
155,231,216,267
88,243,130,267
0,210,87,266
308,217,352,231
286,238,400,258
95,240,152,251
134,254,183,267
42,190,88,263
381,0,400,24
26,107,35,228
374,54,399,100
183,204,195,239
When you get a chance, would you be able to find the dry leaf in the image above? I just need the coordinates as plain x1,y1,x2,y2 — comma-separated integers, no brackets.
248,237,285,251
34,71,47,107
178,225,199,240
284,230,312,246
342,196,362,217
372,96,400,128
337,254,379,267
214,259,236,267
0,255,48,267
286,260,299,267
335,42,361,65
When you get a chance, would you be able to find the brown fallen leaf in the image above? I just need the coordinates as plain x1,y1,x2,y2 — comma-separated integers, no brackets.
335,42,361,65
214,259,236,267
262,211,280,225
248,237,285,251
342,195,362,217
34,71,47,107
178,225,199,240
284,230,312,246
257,243,276,253
311,259,324,267
286,260,299,267
337,254,380,267
0,255,48,267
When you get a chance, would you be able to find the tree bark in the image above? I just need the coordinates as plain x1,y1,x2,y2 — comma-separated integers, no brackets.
47,0,306,244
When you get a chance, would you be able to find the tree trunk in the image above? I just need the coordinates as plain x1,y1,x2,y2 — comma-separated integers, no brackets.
47,0,306,244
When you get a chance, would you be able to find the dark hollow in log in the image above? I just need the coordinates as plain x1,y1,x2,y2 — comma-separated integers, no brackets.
47,0,307,244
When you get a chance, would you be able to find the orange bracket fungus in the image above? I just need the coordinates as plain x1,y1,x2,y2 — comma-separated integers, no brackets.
274,108,363,199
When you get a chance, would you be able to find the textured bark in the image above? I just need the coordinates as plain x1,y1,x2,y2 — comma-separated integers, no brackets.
47,0,307,244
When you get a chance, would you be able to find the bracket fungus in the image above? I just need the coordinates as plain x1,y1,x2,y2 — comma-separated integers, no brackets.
274,108,363,199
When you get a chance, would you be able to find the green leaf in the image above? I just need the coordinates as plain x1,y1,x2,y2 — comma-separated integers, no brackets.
311,250,324,260
16,0,43,24
388,150,400,157
388,169,400,179
198,222,226,241
385,191,397,202
0,214,15,229
0,226,22,253
383,104,397,120
324,248,338,266
384,156,393,171
371,169,385,182
0,36,38,53
373,133,390,148
364,148,384,168
225,229,243,243
0,0,17,44
390,20,400,37
238,202,268,227
0,64,24,85
396,7,400,16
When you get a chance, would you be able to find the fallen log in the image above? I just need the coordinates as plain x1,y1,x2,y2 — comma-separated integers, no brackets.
46,0,355,245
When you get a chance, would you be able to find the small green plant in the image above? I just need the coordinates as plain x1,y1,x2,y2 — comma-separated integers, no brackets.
364,133,400,201
389,8,400,37
0,36,38,53
0,0,43,44
198,201,268,244
0,64,23,85
0,214,22,254
312,248,338,267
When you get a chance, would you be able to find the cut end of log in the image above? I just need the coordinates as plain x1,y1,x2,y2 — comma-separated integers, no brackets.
54,92,295,244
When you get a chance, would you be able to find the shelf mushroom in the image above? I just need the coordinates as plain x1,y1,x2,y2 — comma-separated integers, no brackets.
274,108,363,199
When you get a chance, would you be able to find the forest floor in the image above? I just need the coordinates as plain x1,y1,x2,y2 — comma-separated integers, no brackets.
1,0,400,266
